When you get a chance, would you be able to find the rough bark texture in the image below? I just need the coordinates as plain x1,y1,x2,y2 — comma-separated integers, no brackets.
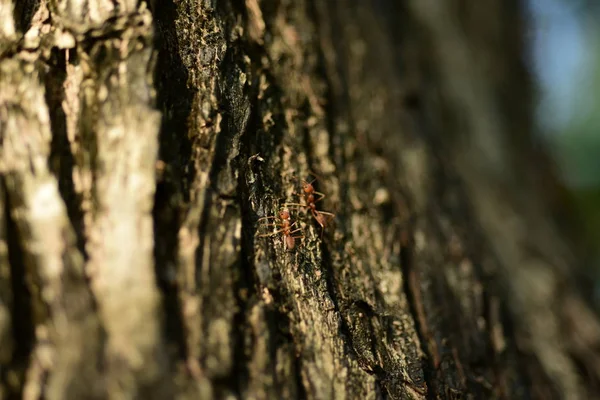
1,0,599,399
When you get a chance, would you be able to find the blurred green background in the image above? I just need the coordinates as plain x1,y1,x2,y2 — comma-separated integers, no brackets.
528,0,600,298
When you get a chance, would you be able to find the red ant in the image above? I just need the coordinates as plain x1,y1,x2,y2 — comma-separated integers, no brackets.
256,208,303,251
284,177,335,236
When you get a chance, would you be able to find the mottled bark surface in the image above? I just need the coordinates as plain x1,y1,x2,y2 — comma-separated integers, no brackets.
1,0,599,399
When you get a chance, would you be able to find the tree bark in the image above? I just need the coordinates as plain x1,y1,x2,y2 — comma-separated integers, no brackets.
1,0,599,399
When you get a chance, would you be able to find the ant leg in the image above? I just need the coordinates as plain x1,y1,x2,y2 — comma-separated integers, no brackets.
256,221,283,228
290,234,305,248
282,202,306,210
306,169,323,181
312,210,335,220
256,227,286,237
256,223,282,230
291,234,304,243
256,217,281,232
257,215,280,223
317,211,335,217
313,191,326,203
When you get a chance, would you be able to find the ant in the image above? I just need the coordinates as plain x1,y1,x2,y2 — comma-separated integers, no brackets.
256,208,303,251
284,177,335,236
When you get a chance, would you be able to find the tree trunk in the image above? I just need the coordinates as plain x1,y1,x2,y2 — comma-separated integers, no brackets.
1,0,599,399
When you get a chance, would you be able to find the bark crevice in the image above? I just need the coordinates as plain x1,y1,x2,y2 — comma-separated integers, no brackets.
45,50,87,259
2,182,33,399
401,237,437,400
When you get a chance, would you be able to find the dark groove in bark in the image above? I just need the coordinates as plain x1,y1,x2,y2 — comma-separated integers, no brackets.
400,236,437,400
152,176,187,359
239,84,305,394
293,48,370,385
13,0,39,34
195,58,241,270
152,0,195,200
1,180,33,400
206,88,241,194
375,377,386,400
320,242,364,373
292,349,307,400
46,49,88,259
226,144,259,397
233,228,254,395
152,0,195,364
194,41,248,395
0,186,9,399
310,2,400,393
309,2,392,391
